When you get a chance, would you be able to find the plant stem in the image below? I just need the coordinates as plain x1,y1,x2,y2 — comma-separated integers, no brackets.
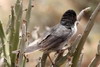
88,41,100,67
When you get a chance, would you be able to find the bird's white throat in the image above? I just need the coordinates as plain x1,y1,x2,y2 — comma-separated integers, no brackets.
71,22,77,35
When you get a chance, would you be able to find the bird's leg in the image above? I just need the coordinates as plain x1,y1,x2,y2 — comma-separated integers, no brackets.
48,54,55,66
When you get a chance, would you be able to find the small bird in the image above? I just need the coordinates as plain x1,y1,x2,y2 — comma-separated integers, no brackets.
25,9,77,54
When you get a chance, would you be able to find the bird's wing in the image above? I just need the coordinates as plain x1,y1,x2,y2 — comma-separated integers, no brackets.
38,24,72,51
38,34,64,51
25,24,72,53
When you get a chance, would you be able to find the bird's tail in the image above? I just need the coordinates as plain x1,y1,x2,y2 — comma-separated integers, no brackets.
24,39,40,54
12,39,41,54
25,42,39,53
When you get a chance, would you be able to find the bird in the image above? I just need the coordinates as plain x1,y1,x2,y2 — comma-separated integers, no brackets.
24,9,77,54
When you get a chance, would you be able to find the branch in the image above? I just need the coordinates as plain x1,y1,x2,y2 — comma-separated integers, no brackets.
71,2,100,67
36,52,49,67
11,1,23,66
77,7,91,21
54,35,82,66
17,21,27,67
88,41,100,67
25,0,33,30
77,54,83,67
41,52,49,67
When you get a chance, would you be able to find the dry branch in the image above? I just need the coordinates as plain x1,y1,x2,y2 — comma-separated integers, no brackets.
88,41,100,67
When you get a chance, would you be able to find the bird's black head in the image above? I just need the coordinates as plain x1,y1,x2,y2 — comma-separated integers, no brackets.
60,10,77,27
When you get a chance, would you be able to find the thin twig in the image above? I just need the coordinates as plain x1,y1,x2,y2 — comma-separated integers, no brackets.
88,41,100,67
40,52,49,67
25,0,33,30
71,2,100,67
77,54,83,67
54,52,64,63
18,21,27,66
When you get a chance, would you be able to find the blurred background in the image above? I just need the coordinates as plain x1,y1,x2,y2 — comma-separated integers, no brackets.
0,0,100,67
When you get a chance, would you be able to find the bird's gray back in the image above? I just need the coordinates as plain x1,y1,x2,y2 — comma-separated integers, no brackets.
38,24,73,52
